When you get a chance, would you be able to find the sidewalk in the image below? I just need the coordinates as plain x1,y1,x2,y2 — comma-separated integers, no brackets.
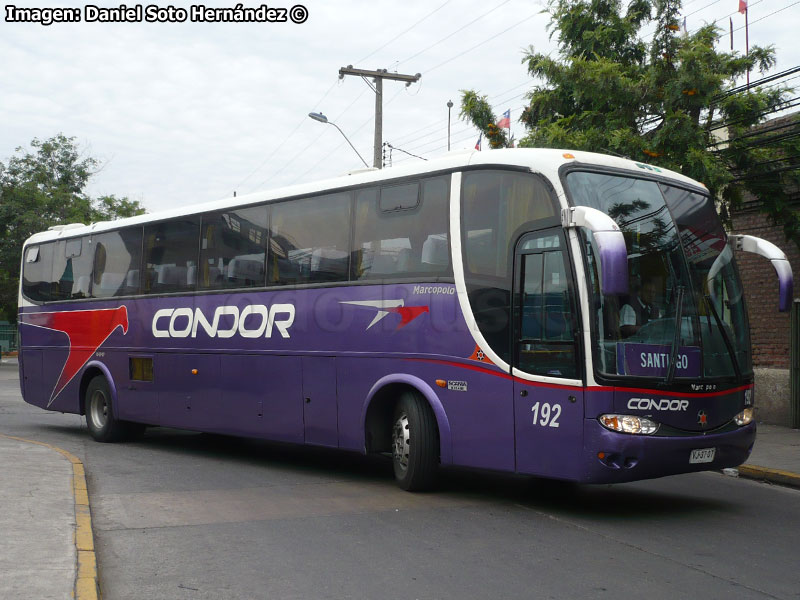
0,435,76,600
738,423,800,487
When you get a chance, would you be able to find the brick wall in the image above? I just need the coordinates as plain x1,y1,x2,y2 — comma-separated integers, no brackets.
730,205,799,368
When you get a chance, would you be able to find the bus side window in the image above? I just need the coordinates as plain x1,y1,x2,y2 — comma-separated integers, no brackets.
92,228,144,298
517,240,577,379
49,238,92,301
22,243,56,302
143,219,201,294
199,206,268,290
63,237,93,299
352,176,450,281
269,193,350,285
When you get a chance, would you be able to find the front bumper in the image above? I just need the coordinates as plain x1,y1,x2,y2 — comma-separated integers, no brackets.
578,419,757,484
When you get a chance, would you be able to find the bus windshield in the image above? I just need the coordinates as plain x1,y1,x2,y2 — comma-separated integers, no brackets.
567,171,751,381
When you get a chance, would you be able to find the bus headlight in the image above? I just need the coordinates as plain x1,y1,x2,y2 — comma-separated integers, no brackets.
599,414,659,435
734,407,754,426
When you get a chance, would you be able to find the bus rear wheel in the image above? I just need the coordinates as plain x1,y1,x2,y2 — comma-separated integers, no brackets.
85,376,133,443
391,391,438,491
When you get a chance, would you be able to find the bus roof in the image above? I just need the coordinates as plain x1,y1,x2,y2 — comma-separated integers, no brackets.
23,148,703,246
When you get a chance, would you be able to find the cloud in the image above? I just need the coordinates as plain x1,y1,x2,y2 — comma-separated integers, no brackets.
1,0,797,213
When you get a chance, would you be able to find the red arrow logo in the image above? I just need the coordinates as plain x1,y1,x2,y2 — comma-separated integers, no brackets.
21,306,129,406
339,299,429,330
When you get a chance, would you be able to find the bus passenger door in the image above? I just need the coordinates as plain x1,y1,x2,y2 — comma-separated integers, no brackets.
302,356,338,447
512,228,584,479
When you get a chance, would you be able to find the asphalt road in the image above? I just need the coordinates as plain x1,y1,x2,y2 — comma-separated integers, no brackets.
2,362,799,600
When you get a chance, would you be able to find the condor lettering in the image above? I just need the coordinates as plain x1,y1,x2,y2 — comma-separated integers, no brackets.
152,304,295,339
627,398,689,412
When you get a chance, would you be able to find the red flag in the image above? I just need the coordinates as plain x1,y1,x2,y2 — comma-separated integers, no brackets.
496,109,511,129
739,0,747,14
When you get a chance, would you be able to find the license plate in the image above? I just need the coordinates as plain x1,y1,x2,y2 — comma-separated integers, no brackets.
689,448,716,464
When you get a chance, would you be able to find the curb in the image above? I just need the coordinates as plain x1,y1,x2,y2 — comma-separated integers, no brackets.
736,464,800,490
0,434,100,600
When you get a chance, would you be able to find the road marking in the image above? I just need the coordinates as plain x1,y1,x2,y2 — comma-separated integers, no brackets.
0,434,99,600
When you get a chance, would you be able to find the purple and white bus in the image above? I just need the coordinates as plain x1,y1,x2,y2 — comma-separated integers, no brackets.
18,149,794,490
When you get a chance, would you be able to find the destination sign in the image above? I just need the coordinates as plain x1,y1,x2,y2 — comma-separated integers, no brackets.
616,343,701,377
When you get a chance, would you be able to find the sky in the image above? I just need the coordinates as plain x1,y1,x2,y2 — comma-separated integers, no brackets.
1,0,798,213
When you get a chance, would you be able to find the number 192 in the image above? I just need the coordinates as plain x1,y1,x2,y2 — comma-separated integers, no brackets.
531,402,561,427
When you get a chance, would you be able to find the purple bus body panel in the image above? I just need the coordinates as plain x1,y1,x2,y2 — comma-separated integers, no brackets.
593,230,629,296
220,355,303,442
18,280,757,483
302,356,338,447
514,381,584,479
20,349,44,408
774,258,794,312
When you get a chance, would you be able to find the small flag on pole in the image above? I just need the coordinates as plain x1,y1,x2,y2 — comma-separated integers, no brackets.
739,0,747,14
475,134,482,151
496,109,511,129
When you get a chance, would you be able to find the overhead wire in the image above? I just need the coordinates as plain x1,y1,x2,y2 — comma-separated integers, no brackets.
732,0,800,32
424,12,540,74
399,94,529,153
389,79,534,146
251,87,371,191
236,1,462,191
234,78,339,191
288,87,408,185
294,3,544,179
396,0,514,67
356,0,453,64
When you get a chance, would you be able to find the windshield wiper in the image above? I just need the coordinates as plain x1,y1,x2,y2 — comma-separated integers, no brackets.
665,286,685,383
704,294,742,382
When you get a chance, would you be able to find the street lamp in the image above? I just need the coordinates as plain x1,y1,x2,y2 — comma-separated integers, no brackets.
447,100,454,151
308,112,369,168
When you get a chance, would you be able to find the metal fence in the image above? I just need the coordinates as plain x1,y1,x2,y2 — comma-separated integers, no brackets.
0,324,18,353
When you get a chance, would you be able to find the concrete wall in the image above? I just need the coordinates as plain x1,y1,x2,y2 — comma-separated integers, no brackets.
754,367,791,426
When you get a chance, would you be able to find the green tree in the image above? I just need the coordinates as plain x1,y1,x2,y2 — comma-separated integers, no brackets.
460,0,800,247
0,134,146,321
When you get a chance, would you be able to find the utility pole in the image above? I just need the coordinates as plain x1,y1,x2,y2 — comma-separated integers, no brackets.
338,66,421,169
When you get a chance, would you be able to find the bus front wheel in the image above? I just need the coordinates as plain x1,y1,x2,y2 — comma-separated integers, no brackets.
391,391,438,491
85,376,131,443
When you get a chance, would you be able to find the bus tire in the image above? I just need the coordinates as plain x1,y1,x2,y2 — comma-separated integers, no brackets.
85,376,128,443
391,391,438,491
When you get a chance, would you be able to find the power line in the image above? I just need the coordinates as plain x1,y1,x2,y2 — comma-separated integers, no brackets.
234,78,340,190
397,0,514,67
424,12,540,74
356,0,452,64
385,142,428,163
288,87,408,186
251,87,371,192
398,92,529,151
732,1,800,32
389,79,533,146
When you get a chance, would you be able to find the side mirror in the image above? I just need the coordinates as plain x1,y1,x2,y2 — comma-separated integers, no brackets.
562,206,628,295
730,234,794,312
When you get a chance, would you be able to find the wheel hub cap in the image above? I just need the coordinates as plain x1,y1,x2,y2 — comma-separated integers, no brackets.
392,413,410,471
